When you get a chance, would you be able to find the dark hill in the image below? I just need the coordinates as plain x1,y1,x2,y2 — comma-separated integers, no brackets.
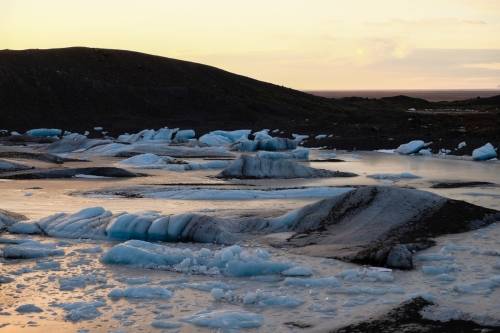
0,47,335,132
0,47,498,152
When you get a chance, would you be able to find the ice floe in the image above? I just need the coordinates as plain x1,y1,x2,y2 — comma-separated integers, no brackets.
2,240,64,259
395,140,426,155
108,286,173,299
367,172,420,181
472,143,497,161
182,310,263,330
217,155,357,179
102,241,301,277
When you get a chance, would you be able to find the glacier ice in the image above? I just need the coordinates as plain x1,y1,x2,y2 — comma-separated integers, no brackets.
472,143,497,161
217,155,356,179
102,240,301,277
26,128,62,138
182,310,263,330
108,286,173,299
395,140,426,155
2,240,64,259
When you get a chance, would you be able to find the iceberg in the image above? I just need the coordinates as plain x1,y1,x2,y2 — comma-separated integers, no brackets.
108,286,173,299
2,240,64,259
25,128,62,138
472,143,497,161
182,310,263,330
256,148,309,160
174,129,195,143
395,140,426,155
0,159,33,172
102,240,298,277
216,155,357,179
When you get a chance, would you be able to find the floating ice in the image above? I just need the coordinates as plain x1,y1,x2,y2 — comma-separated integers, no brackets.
472,143,497,161
151,321,181,329
0,159,32,172
118,153,176,168
58,274,105,291
283,276,340,288
452,276,500,295
108,287,173,299
338,267,394,282
138,186,353,200
16,304,43,313
367,172,420,181
281,266,313,277
182,310,263,330
256,148,309,160
174,129,195,143
242,290,304,308
26,128,62,138
395,140,426,155
2,240,64,259
55,301,105,321
217,155,356,179
117,128,178,143
102,240,297,277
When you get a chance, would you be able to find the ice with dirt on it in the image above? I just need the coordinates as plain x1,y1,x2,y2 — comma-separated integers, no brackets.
16,304,43,313
472,143,497,161
102,240,302,277
108,286,173,299
367,172,420,181
117,128,178,143
145,186,353,200
182,310,263,330
55,301,105,321
395,140,426,155
2,240,64,259
118,153,176,168
0,159,32,172
217,155,355,179
338,267,394,282
283,276,340,288
256,148,309,160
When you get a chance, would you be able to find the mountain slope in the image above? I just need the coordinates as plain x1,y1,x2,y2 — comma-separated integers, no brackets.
0,47,335,132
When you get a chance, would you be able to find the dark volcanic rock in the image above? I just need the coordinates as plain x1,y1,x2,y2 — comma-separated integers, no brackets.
430,181,496,189
216,155,357,179
332,297,498,333
0,167,142,179
277,186,499,268
0,209,27,230
0,159,33,172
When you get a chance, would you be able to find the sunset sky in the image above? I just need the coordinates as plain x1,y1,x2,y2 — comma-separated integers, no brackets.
1,0,499,90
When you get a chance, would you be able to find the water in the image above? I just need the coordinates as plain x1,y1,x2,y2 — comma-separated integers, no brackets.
0,149,499,332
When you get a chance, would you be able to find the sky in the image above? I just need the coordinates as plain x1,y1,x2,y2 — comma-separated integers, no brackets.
1,0,500,90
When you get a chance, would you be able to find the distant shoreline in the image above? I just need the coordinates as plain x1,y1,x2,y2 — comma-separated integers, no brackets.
307,89,500,102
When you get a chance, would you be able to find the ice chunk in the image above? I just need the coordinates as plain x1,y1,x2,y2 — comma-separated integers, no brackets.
395,140,426,154
118,153,175,168
217,155,356,179
242,290,304,308
182,310,263,330
16,304,43,313
2,240,64,259
56,301,105,321
284,276,340,288
106,212,159,240
151,321,181,329
8,221,42,234
108,287,173,299
102,240,296,277
0,159,32,172
338,267,394,282
453,276,500,295
26,128,62,138
281,266,313,277
174,129,195,143
367,172,420,181
33,207,112,239
256,148,309,160
58,274,104,291
472,143,497,161
144,186,353,200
